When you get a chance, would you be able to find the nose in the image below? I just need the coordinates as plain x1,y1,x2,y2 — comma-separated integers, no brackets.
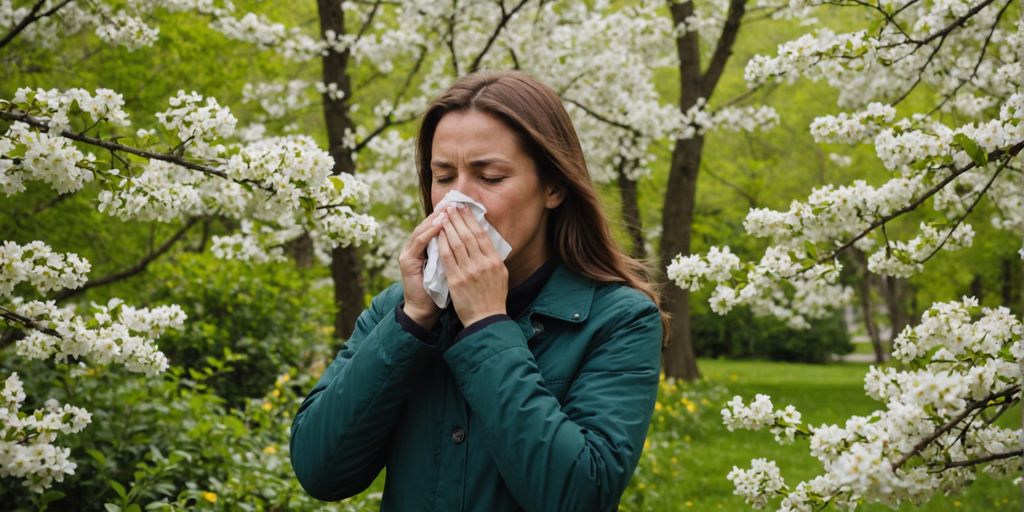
451,172,478,198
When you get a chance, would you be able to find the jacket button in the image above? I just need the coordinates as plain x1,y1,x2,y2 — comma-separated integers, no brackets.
572,312,580,320
531,321,544,336
451,427,466,444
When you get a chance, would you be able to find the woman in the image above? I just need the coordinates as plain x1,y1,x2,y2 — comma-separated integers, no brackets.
290,71,666,512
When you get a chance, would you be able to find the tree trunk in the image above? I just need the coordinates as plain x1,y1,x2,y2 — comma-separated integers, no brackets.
618,172,646,261
318,0,364,341
658,0,746,381
969,274,984,302
851,249,885,363
882,276,909,344
659,1,706,381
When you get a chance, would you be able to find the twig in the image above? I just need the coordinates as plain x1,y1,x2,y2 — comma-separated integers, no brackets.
942,449,1023,470
819,140,1024,264
52,217,201,302
0,110,228,179
0,304,61,338
891,385,1020,471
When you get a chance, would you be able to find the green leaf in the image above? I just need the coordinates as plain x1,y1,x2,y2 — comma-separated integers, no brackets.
110,480,128,500
953,133,987,166
87,448,106,466
40,491,65,506
804,241,819,259
329,175,346,191
105,504,122,512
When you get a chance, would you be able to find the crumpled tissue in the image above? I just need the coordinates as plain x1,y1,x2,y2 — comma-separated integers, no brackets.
423,190,512,308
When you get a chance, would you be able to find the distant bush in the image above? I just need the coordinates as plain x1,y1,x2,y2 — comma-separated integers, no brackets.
143,253,334,404
621,377,728,511
0,353,379,511
692,307,852,363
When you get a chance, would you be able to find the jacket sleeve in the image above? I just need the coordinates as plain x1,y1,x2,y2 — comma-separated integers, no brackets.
443,296,662,512
290,285,438,501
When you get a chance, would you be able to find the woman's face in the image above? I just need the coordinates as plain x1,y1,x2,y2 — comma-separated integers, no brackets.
429,109,563,281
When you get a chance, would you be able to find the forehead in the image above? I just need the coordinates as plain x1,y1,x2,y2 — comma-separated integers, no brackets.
431,110,525,157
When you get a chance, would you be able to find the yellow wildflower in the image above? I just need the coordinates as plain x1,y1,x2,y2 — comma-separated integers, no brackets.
262,401,272,411
201,491,217,503
263,444,278,454
271,389,280,398
654,402,663,411
682,398,697,413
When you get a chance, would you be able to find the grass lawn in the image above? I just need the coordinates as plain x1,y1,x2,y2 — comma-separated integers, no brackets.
650,359,1020,511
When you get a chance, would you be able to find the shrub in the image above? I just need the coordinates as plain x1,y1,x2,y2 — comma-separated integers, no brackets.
692,307,852,363
142,253,334,405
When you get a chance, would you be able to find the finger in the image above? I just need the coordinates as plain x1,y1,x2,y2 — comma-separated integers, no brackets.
460,209,500,259
440,210,470,266
446,205,483,257
438,230,459,275
407,209,445,242
402,223,444,261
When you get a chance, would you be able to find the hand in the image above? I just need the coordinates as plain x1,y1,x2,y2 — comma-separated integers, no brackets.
398,208,446,328
437,203,509,326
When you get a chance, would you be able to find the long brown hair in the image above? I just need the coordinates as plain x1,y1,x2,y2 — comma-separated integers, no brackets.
416,70,669,343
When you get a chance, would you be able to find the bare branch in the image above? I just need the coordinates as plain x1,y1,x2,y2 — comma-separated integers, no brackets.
0,110,228,179
354,0,383,42
0,0,74,51
891,385,1020,471
700,0,747,97
467,0,530,73
0,304,61,338
819,139,1024,264
914,154,1009,264
942,449,1023,470
52,217,201,303
562,97,642,136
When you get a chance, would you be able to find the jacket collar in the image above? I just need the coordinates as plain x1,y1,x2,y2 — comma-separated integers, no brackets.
525,262,595,324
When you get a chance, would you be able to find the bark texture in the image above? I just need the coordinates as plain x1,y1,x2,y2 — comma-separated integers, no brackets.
318,0,365,341
659,0,746,381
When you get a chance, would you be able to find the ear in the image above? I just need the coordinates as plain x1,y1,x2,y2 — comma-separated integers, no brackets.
544,182,566,209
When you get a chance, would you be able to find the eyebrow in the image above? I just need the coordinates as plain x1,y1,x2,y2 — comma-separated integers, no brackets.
430,157,512,170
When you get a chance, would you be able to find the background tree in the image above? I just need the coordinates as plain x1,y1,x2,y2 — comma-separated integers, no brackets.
671,0,1024,507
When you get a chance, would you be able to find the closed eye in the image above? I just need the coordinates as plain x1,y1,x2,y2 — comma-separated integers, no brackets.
480,176,506,184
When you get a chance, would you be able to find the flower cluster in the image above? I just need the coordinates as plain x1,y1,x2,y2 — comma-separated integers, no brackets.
4,87,378,261
156,90,238,159
721,298,1023,510
722,395,803,445
669,245,850,328
1,241,183,375
865,222,975,278
13,297,182,376
94,10,160,50
0,241,90,297
0,373,91,493
242,80,313,120
0,240,184,489
727,458,786,510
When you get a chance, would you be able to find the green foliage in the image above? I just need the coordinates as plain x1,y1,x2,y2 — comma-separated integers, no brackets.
0,349,382,511
620,359,1018,511
621,377,728,511
139,252,334,405
691,307,853,363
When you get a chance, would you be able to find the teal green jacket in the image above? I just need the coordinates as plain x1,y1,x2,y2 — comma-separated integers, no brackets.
290,264,662,511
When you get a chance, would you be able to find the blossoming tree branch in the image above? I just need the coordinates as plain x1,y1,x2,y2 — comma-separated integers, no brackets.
666,0,1023,509
0,0,383,493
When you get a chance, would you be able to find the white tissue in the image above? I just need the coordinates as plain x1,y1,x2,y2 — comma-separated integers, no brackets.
423,190,513,308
